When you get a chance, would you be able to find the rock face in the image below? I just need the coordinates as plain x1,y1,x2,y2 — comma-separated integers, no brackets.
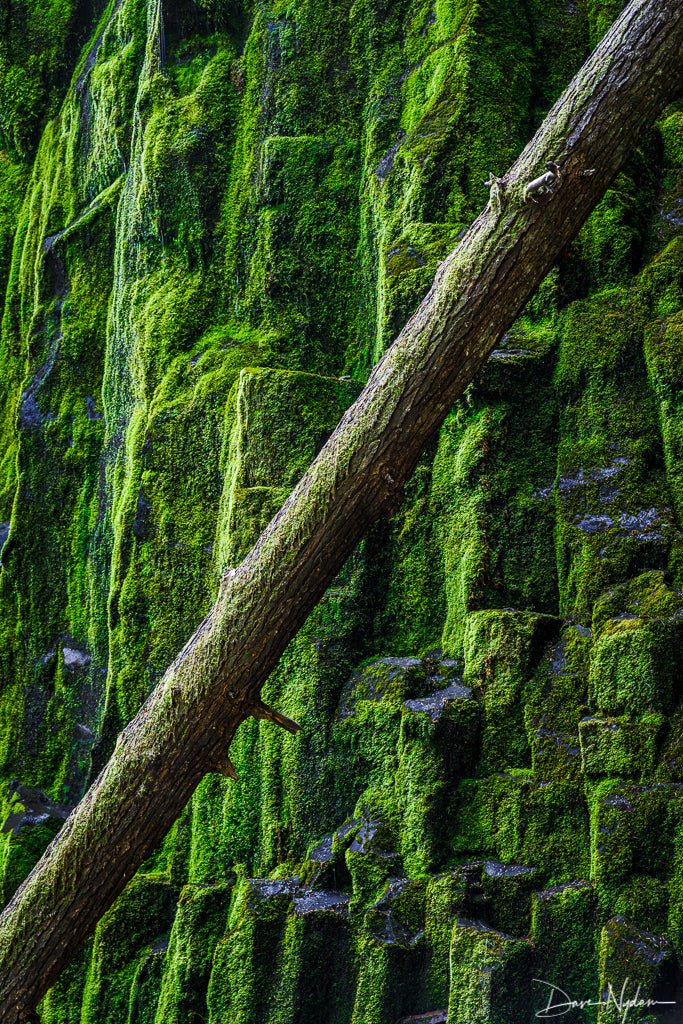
2,0,683,1021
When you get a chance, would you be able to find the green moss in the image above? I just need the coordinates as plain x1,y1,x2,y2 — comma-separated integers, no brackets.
447,920,532,1024
126,945,167,1024
580,713,666,779
554,290,675,621
0,816,62,905
586,0,628,47
2,0,683,1016
659,110,683,169
39,939,94,1024
154,880,234,1024
480,863,538,936
435,325,560,652
589,619,681,717
397,693,479,874
206,874,295,1024
424,872,466,1008
461,609,557,776
531,881,597,1024
590,781,683,918
452,774,590,884
351,929,426,1024
597,916,674,1024
80,874,177,1024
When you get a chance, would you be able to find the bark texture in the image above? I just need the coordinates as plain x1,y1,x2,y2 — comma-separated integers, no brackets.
1,0,683,1018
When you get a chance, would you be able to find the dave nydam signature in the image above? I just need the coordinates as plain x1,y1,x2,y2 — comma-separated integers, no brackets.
534,978,676,1021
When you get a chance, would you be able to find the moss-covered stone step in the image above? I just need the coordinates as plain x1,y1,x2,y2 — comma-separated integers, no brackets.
453,773,590,882
399,671,479,874
461,610,559,776
589,617,683,718
580,714,666,777
531,881,597,1024
396,1013,446,1024
79,874,177,1024
346,817,405,909
531,728,583,782
352,877,429,1024
589,782,683,905
597,917,676,1024
207,873,354,1024
154,880,234,1024
446,919,533,1024
424,859,538,939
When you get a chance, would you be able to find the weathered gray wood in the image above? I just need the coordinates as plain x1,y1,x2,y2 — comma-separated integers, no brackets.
2,0,683,1018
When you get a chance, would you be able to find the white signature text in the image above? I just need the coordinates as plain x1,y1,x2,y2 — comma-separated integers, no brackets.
534,978,676,1022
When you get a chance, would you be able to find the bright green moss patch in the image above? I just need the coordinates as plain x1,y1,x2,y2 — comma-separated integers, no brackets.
39,939,94,1024
154,880,234,1024
531,881,597,1024
586,0,629,48
589,619,682,717
597,916,675,1024
435,325,559,653
80,874,177,1024
579,714,666,779
590,781,683,917
453,774,590,884
461,609,557,776
0,815,62,905
660,110,683,169
447,920,532,1024
397,694,479,874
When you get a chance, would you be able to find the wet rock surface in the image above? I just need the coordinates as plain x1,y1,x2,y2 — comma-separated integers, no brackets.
559,458,630,493
349,819,383,854
397,1013,447,1024
337,653,466,721
534,879,592,900
293,888,350,916
2,781,70,835
403,681,472,721
86,395,102,420
365,878,424,947
309,818,359,863
337,656,425,720
245,875,351,920
483,860,533,880
62,647,91,670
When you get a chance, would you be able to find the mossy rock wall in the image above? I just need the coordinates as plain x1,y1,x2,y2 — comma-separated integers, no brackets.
2,0,683,1020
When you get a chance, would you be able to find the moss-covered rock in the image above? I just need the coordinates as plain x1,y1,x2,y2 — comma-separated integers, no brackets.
447,919,532,1024
597,917,676,1024
3,0,683,1018
531,881,597,1024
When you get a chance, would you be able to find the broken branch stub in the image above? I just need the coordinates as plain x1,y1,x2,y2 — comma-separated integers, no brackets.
251,702,302,735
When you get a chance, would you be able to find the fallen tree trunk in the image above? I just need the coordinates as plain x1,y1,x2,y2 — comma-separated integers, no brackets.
2,0,683,1018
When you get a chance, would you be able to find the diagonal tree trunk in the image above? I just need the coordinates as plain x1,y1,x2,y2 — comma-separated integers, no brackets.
2,0,683,1019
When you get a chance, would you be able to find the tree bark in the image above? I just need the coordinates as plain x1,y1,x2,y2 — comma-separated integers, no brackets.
2,0,683,1018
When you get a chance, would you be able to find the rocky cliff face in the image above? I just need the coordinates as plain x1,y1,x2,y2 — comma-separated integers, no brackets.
1,0,683,1020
